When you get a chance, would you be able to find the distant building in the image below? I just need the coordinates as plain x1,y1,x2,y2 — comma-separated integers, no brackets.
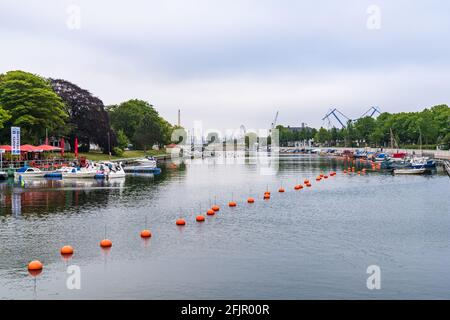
285,123,313,133
283,123,314,147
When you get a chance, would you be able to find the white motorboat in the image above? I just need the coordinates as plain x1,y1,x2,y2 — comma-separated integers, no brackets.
14,167,46,179
393,168,427,175
97,161,126,179
61,165,100,179
134,156,158,168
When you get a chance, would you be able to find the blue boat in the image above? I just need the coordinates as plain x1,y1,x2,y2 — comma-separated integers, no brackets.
410,159,436,169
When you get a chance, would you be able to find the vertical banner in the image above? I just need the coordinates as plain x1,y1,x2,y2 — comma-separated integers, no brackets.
74,137,78,159
11,127,21,155
60,138,65,157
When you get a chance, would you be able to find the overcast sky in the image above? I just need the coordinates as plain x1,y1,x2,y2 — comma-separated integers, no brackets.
1,0,449,131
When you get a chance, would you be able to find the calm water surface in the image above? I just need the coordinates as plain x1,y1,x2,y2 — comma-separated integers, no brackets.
0,155,449,299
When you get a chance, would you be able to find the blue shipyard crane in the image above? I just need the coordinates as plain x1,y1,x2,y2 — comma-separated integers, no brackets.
322,108,351,129
359,106,381,118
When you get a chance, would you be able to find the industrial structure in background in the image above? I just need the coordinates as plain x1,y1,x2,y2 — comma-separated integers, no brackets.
269,111,279,134
322,106,381,128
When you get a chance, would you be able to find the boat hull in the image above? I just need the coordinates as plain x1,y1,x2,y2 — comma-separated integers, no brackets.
393,168,427,175
14,172,46,179
62,172,98,179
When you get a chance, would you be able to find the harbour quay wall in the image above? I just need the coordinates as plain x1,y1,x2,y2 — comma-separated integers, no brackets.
322,147,450,160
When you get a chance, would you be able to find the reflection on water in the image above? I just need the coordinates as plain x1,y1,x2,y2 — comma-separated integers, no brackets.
0,179,126,216
0,155,449,299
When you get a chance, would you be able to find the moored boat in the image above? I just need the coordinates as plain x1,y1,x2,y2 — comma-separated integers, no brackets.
61,167,99,179
393,168,427,175
409,157,436,169
97,161,126,179
134,156,157,168
14,167,46,179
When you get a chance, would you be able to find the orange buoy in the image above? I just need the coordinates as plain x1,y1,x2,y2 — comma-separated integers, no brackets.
304,179,309,184
316,177,321,181
294,185,301,190
60,245,74,255
228,201,237,207
212,205,220,212
207,209,215,216
278,188,285,193
247,197,255,203
263,194,270,200
324,175,328,179
140,229,152,238
320,173,324,178
28,260,43,271
100,239,112,248
176,218,186,226
264,191,271,196
196,215,205,222
306,183,312,187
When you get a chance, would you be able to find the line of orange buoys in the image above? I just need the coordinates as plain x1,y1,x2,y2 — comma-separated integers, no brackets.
26,167,351,276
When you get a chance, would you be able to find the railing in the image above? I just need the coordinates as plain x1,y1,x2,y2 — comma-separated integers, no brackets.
0,158,72,171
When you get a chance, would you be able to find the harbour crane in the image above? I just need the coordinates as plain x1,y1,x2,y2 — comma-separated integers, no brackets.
359,106,381,118
270,111,279,133
322,108,351,129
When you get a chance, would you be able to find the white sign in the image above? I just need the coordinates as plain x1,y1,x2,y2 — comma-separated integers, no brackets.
11,127,20,155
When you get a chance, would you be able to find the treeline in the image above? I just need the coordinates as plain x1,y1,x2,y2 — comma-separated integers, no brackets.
277,104,450,149
0,70,174,154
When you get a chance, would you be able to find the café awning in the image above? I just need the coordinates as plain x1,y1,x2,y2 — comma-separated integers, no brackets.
35,145,62,152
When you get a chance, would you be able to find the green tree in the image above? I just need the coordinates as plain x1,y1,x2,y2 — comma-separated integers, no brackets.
354,116,376,146
0,71,68,143
0,106,10,130
108,99,172,148
0,70,67,143
133,113,163,150
116,129,130,150
314,127,331,145
108,99,159,141
342,120,356,147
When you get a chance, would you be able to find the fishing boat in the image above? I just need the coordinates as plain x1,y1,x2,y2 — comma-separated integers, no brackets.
14,167,46,179
393,168,427,175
